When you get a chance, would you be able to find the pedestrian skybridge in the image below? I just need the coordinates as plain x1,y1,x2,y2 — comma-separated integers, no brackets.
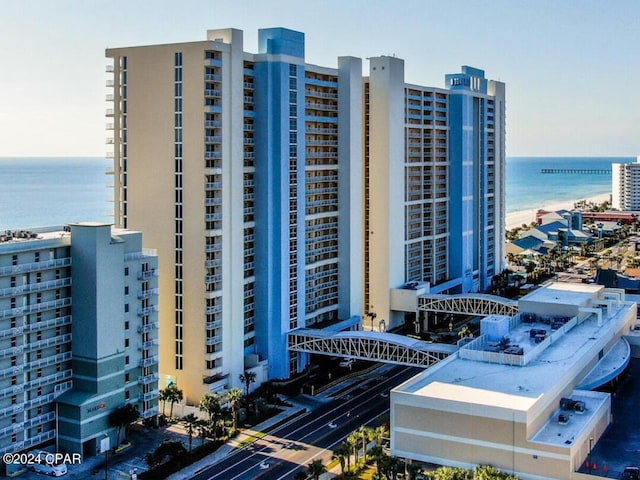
288,329,457,368
418,293,519,317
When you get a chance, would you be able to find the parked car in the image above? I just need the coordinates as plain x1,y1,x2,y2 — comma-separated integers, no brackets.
26,450,68,477
622,466,640,480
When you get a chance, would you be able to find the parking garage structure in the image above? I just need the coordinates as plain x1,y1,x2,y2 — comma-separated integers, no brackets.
390,282,636,480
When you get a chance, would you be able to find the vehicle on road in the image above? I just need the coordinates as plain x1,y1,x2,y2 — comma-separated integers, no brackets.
622,466,640,480
339,358,354,368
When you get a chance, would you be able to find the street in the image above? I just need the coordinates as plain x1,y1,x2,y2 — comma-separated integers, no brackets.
191,365,420,480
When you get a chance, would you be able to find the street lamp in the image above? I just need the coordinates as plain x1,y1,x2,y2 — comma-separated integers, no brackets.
588,436,593,473
100,434,110,480
368,312,377,332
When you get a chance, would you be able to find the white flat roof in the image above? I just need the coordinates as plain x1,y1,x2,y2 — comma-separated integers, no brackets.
520,282,604,307
397,297,632,410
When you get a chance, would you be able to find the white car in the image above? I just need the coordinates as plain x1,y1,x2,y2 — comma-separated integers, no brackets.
328,422,337,429
259,461,269,470
26,450,68,477
338,358,354,368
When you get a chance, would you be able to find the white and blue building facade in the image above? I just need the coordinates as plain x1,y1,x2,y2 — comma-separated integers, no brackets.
365,59,505,329
106,27,504,400
0,223,158,465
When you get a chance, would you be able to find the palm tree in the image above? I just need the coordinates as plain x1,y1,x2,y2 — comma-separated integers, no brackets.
332,442,349,475
359,425,374,462
160,384,183,419
181,413,199,452
226,387,243,431
199,393,223,437
307,459,327,480
196,418,208,446
239,371,256,397
347,431,360,465
374,425,388,445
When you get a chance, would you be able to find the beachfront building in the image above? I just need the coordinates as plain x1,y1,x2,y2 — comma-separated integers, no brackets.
106,28,363,401
612,157,640,211
105,26,506,401
391,282,635,480
365,60,506,330
0,224,158,460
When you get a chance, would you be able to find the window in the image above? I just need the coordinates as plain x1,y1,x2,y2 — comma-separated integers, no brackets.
124,267,129,276
125,304,129,313
124,286,129,295
125,373,130,382
125,321,129,330
124,338,129,348
125,390,130,400
125,356,129,365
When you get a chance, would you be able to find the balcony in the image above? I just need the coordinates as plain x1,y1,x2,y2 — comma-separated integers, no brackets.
137,322,159,334
137,269,158,280
141,406,159,419
0,277,71,299
205,182,222,190
205,151,222,159
205,335,222,346
206,319,223,330
0,257,71,277
137,305,158,317
206,304,222,315
205,136,222,143
138,373,159,385
204,89,222,98
137,288,159,300
139,390,159,402
205,274,222,284
205,198,222,206
305,102,338,112
138,339,159,351
0,298,72,320
25,369,72,390
205,73,222,82
139,356,159,367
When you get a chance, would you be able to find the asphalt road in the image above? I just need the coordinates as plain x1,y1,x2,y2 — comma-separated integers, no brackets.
191,365,421,480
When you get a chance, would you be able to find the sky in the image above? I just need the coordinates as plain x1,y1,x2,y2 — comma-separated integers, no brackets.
0,0,638,157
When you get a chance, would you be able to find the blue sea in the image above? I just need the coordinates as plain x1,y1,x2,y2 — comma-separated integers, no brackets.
505,156,634,214
0,156,635,230
0,157,111,230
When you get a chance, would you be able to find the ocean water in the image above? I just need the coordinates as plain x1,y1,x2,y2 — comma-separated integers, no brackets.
505,156,633,213
0,157,111,230
0,156,634,230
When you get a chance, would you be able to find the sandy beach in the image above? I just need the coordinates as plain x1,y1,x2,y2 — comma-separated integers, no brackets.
505,192,611,230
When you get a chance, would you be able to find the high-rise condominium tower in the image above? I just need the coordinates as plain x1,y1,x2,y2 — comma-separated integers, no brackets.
106,27,505,402
106,28,362,402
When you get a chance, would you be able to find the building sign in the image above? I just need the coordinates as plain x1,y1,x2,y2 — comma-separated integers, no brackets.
88,402,107,413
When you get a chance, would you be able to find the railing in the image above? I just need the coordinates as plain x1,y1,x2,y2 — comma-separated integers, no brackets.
205,335,222,346
24,369,72,390
138,339,159,351
0,298,72,320
206,319,223,330
139,356,158,367
137,269,158,280
204,89,222,97
138,373,159,385
137,305,158,316
139,390,159,402
0,278,72,299
137,322,159,334
137,288,159,300
0,257,71,276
